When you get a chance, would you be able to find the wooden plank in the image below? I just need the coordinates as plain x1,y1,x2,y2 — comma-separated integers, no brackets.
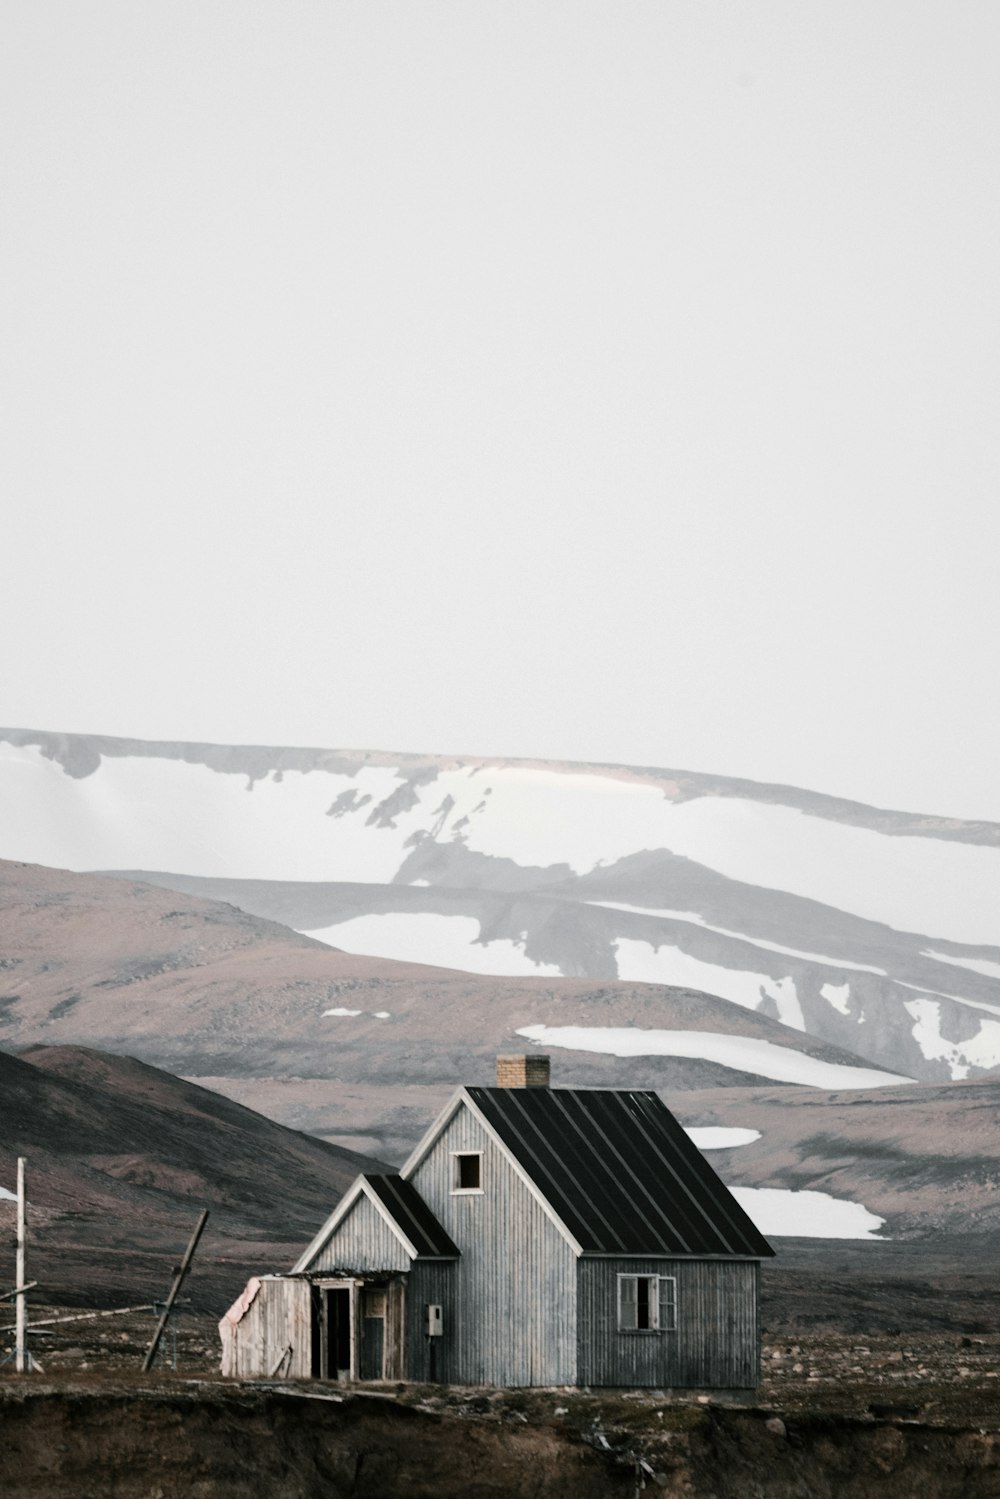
577,1257,759,1388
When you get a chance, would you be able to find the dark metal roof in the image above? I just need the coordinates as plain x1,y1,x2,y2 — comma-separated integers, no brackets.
465,1087,774,1258
364,1173,459,1259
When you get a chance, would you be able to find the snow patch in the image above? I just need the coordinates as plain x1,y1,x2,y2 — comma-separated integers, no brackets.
0,1185,16,1201
323,1007,362,1017
925,950,1000,982
590,903,888,974
767,976,805,1031
613,939,805,1030
821,982,852,1016
591,901,707,924
684,1127,761,1150
515,1024,912,1089
302,913,562,977
372,1011,391,1020
903,997,1000,1079
731,1187,885,1240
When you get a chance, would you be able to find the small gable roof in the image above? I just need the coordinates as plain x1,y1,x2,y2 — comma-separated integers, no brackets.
292,1172,458,1272
463,1086,774,1259
364,1174,460,1259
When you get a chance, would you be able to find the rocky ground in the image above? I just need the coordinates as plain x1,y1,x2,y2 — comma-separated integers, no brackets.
3,1350,1000,1497
3,1238,1000,1495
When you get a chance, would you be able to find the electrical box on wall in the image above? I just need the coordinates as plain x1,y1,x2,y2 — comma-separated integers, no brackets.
426,1304,443,1337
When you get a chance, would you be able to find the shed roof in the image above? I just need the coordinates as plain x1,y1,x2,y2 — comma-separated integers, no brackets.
464,1086,774,1258
363,1173,460,1259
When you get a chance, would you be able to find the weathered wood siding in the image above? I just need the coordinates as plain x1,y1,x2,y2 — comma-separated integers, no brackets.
405,1262,457,1384
307,1193,411,1273
220,1276,312,1379
408,1104,576,1386
576,1258,760,1390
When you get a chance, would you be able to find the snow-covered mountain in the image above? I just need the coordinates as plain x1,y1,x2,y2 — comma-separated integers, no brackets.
3,726,1000,1082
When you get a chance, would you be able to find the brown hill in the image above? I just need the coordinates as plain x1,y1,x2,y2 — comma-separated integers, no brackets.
0,1043,384,1308
0,859,901,1160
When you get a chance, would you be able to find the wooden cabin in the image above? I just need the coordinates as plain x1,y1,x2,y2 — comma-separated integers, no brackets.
220,1054,774,1390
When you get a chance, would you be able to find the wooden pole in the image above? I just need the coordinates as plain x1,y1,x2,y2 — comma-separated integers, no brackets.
142,1210,209,1373
15,1158,26,1374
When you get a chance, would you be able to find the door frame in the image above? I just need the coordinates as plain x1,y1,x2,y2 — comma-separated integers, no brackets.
310,1275,406,1382
313,1278,359,1380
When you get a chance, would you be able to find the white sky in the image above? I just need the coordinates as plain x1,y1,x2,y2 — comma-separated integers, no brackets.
3,2,999,820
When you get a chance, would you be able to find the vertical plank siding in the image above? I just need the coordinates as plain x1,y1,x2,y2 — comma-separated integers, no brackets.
409,1107,577,1387
308,1194,410,1274
576,1259,760,1389
405,1262,457,1384
220,1097,764,1389
221,1277,312,1379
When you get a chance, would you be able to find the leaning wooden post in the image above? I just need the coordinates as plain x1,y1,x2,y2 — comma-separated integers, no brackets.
142,1210,209,1373
15,1158,26,1374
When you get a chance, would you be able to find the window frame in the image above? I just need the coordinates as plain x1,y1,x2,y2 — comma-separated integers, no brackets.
450,1150,484,1195
617,1273,677,1334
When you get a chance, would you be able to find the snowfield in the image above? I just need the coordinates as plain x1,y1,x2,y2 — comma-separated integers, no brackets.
515,1024,911,1089
2,740,999,946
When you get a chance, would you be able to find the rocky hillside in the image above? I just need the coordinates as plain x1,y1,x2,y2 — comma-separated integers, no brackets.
0,1042,384,1306
0,859,907,1167
2,727,1000,1084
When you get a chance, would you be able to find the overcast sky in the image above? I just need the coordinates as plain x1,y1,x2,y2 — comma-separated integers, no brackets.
3,2,999,820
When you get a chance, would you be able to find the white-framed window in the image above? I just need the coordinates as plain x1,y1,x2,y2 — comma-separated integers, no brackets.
617,1274,677,1333
451,1151,484,1194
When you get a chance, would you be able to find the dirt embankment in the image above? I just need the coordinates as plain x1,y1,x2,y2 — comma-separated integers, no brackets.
3,1382,1000,1499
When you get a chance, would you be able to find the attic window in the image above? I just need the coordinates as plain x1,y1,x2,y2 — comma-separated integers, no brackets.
618,1275,677,1333
451,1152,483,1194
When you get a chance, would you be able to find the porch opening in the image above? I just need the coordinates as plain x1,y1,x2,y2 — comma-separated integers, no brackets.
311,1286,352,1378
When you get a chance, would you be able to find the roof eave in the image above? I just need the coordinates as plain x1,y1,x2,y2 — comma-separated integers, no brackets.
399,1087,468,1179
291,1173,368,1274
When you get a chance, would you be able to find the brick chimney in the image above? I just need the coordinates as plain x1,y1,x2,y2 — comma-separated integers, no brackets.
496,1054,551,1089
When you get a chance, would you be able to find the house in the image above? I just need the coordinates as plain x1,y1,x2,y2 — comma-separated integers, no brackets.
220,1054,774,1390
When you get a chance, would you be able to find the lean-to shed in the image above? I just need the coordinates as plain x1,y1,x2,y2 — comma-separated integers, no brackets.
220,1055,774,1390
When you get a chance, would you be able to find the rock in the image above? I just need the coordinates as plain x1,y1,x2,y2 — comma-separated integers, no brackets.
765,1417,787,1438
